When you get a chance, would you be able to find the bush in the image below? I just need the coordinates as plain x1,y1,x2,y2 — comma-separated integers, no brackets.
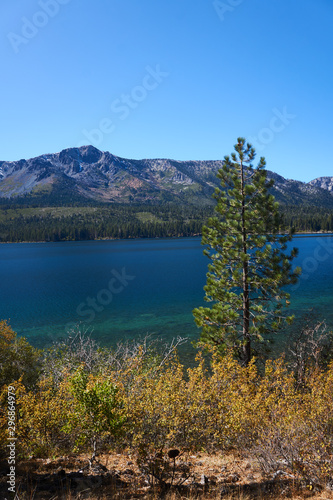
0,320,41,389
3,322,333,492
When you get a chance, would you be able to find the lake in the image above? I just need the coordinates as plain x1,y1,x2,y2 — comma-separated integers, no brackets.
1,235,333,362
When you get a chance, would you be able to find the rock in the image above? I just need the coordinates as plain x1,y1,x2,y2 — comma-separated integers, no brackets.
200,474,209,485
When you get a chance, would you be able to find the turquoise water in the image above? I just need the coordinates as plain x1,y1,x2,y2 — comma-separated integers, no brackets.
1,235,333,360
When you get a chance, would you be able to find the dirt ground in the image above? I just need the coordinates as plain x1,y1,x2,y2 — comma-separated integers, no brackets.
1,451,333,499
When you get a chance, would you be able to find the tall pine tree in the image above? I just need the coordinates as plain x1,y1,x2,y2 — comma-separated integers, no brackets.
193,138,301,365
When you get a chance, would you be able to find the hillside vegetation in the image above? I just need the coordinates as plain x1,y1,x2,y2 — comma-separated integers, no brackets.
1,203,333,242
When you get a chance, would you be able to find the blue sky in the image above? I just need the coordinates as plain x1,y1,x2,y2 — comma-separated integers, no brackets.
1,0,332,182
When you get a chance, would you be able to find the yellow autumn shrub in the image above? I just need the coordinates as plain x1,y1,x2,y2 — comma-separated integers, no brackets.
0,380,26,458
116,351,262,452
14,375,73,457
254,358,333,485
0,320,41,389
119,356,187,450
3,322,333,492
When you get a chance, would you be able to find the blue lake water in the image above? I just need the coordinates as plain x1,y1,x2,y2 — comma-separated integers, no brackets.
0,235,333,361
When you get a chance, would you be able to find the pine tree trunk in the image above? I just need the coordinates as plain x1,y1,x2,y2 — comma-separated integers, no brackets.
242,261,251,365
240,160,251,365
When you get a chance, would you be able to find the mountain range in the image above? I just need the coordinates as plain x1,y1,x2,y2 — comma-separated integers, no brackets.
1,145,333,207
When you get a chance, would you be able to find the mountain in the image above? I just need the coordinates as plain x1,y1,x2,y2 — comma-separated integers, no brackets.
0,146,223,206
308,177,333,192
0,145,332,207
266,172,333,207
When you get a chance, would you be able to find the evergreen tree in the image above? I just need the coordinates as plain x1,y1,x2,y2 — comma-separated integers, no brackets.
193,138,301,365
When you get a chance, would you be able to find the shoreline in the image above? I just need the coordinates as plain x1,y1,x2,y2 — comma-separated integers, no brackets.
1,231,333,244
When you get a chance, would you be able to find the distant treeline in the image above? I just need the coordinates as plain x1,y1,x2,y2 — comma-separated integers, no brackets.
0,203,333,243
0,204,211,242
282,206,333,233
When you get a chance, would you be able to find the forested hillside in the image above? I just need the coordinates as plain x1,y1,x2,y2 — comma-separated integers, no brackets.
0,203,332,243
0,205,211,242
0,203,333,243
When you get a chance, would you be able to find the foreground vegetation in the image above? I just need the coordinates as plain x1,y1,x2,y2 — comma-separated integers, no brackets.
2,320,333,498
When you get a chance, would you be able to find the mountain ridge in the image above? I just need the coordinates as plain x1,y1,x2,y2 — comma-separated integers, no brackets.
0,145,332,208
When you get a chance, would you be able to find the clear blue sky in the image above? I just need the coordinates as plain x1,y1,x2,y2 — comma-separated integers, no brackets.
1,0,332,182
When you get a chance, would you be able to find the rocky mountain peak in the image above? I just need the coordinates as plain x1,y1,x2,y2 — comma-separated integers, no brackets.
0,146,333,207
309,176,333,192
